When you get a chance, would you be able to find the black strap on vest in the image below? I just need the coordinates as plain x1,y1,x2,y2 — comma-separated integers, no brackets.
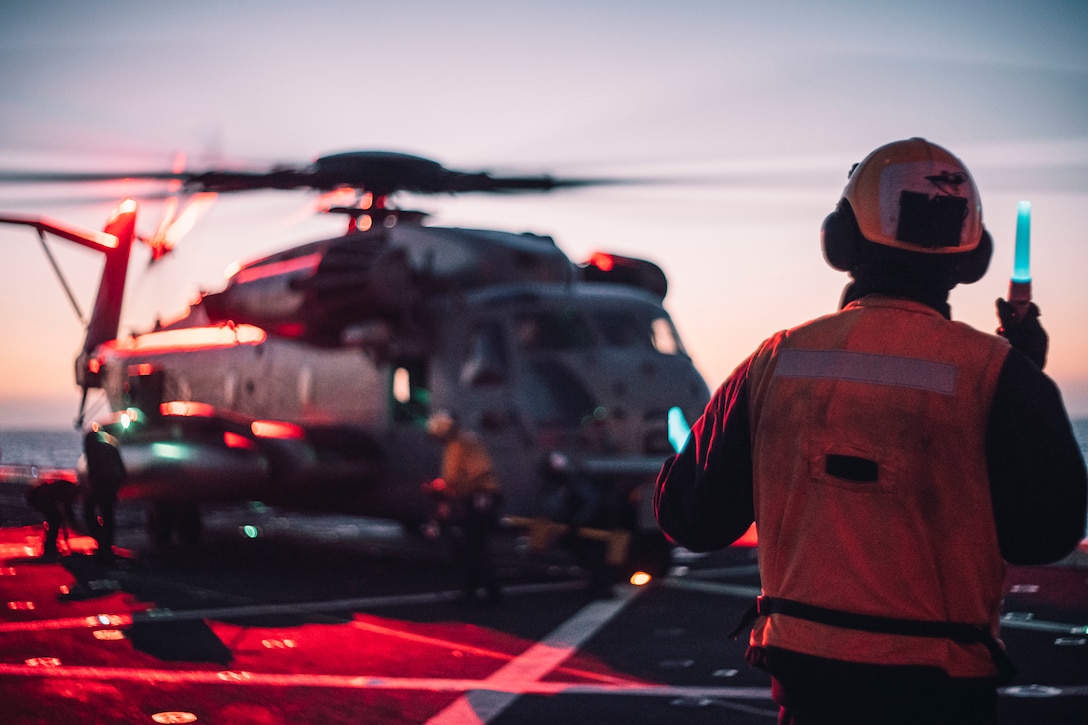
729,596,1017,684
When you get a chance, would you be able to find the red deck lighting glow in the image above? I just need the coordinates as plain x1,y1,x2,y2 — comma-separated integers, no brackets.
251,420,305,439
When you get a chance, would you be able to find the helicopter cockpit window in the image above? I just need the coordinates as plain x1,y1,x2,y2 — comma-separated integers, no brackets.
514,309,592,351
590,309,682,355
651,316,680,355
461,322,508,387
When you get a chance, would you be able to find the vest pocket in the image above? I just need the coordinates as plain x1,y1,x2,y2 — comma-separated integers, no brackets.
808,444,898,494
825,454,879,482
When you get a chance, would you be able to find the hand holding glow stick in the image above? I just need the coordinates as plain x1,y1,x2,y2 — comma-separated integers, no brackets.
997,200,1047,368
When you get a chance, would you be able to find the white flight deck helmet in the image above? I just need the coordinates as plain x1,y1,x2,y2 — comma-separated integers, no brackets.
426,409,457,439
822,138,992,283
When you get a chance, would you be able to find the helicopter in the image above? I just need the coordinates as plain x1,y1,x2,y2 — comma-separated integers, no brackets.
0,151,711,575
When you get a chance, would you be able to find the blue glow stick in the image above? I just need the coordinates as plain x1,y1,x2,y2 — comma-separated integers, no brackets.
1009,201,1032,307
1012,201,1032,284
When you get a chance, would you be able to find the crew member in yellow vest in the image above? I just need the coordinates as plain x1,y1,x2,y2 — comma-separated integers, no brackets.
655,138,1087,724
426,410,502,606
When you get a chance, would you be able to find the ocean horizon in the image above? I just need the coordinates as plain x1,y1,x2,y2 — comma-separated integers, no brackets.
3,419,1087,470
2,421,1086,540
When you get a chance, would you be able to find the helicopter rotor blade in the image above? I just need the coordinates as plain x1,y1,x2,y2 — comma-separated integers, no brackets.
0,169,184,184
0,189,196,207
139,191,219,263
150,153,189,242
0,150,681,199
164,192,217,247
142,153,196,262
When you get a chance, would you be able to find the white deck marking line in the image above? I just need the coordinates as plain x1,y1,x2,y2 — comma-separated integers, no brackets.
701,699,782,718
999,616,1088,635
663,579,1088,636
2,663,1085,701
425,584,645,724
4,573,1082,638
661,578,763,599
348,618,639,686
0,580,586,634
684,564,762,579
0,662,773,698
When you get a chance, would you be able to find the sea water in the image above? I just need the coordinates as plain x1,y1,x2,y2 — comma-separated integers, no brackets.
0,428,83,468
1,421,1087,469
2,420,1087,511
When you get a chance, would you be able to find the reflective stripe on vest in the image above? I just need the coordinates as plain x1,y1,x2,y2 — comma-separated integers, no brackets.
775,349,958,395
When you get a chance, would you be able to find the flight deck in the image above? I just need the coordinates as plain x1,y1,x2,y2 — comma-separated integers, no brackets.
1,481,1085,724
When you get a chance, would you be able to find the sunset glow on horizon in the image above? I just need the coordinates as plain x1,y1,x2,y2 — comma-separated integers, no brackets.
1,0,1086,428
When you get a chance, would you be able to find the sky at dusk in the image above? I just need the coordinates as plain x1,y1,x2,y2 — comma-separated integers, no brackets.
1,0,1086,429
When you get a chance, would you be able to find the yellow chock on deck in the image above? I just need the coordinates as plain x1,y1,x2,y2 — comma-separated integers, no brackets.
604,530,631,566
506,516,632,565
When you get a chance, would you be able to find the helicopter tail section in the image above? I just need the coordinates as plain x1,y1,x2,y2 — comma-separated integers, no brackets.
81,200,138,358
74,201,138,422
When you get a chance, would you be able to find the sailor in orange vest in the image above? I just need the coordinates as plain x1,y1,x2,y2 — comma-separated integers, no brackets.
426,410,503,606
655,138,1087,724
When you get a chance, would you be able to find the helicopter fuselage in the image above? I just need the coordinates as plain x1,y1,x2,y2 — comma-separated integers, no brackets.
87,223,711,564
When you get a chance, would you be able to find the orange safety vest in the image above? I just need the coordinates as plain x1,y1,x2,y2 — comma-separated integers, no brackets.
746,295,1012,679
441,431,499,500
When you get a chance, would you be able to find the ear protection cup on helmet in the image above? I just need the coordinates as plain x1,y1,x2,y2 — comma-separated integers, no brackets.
823,198,992,285
821,199,862,272
953,228,992,284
